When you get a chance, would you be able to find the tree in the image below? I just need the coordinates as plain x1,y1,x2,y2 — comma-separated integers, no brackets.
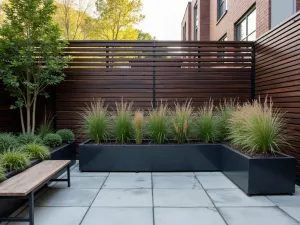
0,0,70,134
54,0,94,40
95,0,145,40
136,29,156,40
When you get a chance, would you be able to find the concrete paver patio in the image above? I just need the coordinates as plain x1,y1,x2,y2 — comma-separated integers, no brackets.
3,163,300,225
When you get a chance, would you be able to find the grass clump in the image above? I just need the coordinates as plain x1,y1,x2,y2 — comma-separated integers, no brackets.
0,165,5,181
215,99,237,141
21,144,50,160
228,97,288,154
43,133,62,148
195,100,218,143
171,100,194,143
113,99,133,144
56,129,75,143
133,110,144,144
0,149,30,172
0,133,19,154
37,112,55,139
148,101,169,144
18,133,43,145
80,100,110,144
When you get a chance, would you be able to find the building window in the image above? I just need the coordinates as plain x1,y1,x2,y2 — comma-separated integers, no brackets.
219,34,227,41
218,0,227,20
236,7,256,41
183,22,187,41
194,4,198,40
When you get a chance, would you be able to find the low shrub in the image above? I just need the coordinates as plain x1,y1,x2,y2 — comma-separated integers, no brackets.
22,144,50,160
0,149,30,172
43,133,62,148
56,129,75,143
171,100,194,143
18,133,43,145
147,102,169,144
228,97,288,154
133,110,144,144
195,100,218,143
215,99,237,141
0,133,19,154
113,99,133,144
80,100,110,144
0,165,5,181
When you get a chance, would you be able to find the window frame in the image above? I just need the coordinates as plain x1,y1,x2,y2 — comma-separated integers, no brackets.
236,6,256,41
217,0,227,20
194,3,198,40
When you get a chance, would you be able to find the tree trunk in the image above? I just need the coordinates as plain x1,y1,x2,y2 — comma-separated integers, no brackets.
20,107,25,134
31,94,37,134
26,106,31,133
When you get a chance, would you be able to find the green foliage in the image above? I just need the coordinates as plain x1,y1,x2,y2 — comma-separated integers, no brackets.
18,133,43,145
171,100,194,144
43,133,62,148
56,129,75,143
0,165,5,181
80,100,110,144
37,110,55,139
21,143,50,160
215,99,237,141
196,100,218,143
0,149,30,172
0,133,19,154
0,0,71,133
228,97,288,154
113,100,133,144
133,110,144,144
147,102,169,144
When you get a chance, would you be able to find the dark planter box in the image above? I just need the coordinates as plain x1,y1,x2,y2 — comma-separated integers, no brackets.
222,145,296,195
79,140,221,172
0,143,76,218
79,140,296,195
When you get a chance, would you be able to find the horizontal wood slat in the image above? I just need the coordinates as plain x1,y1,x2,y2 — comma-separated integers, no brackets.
255,12,300,183
55,41,253,141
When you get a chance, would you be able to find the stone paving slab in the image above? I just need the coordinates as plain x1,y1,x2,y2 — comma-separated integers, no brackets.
36,188,99,207
194,172,223,176
71,167,109,177
219,207,300,225
152,172,195,176
267,188,300,206
8,207,88,225
153,189,213,207
197,175,237,189
103,173,151,189
54,176,106,189
81,208,153,225
207,189,275,207
92,189,152,207
279,207,300,222
153,175,202,189
155,208,226,225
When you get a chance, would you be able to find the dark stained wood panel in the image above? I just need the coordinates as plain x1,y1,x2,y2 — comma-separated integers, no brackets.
255,11,300,183
56,41,253,141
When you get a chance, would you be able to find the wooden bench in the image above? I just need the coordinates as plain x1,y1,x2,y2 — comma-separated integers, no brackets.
0,160,71,225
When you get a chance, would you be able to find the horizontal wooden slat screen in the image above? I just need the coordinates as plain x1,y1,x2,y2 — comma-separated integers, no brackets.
255,12,300,183
56,41,254,139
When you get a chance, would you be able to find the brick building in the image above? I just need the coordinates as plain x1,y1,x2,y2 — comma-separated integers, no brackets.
182,0,300,41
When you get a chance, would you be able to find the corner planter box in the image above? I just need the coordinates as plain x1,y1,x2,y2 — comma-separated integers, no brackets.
79,140,296,195
0,142,76,218
79,140,221,172
222,145,296,195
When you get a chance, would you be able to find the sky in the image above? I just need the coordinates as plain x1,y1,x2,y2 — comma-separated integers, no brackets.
137,0,190,40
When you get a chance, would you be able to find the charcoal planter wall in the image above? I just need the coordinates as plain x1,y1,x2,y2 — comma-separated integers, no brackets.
79,140,296,195
79,140,221,172
0,142,76,218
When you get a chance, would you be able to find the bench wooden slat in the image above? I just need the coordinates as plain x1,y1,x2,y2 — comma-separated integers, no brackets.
0,160,71,196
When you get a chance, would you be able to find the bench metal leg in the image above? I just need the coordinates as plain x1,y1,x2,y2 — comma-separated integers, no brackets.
67,164,71,187
29,192,34,225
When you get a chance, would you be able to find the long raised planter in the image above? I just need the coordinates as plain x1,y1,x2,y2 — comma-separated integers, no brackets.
79,140,221,172
79,140,296,195
0,143,76,218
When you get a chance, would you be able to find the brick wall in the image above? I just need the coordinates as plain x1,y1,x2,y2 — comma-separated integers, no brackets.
191,0,199,40
297,0,300,11
181,2,192,40
210,0,270,40
199,0,210,40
